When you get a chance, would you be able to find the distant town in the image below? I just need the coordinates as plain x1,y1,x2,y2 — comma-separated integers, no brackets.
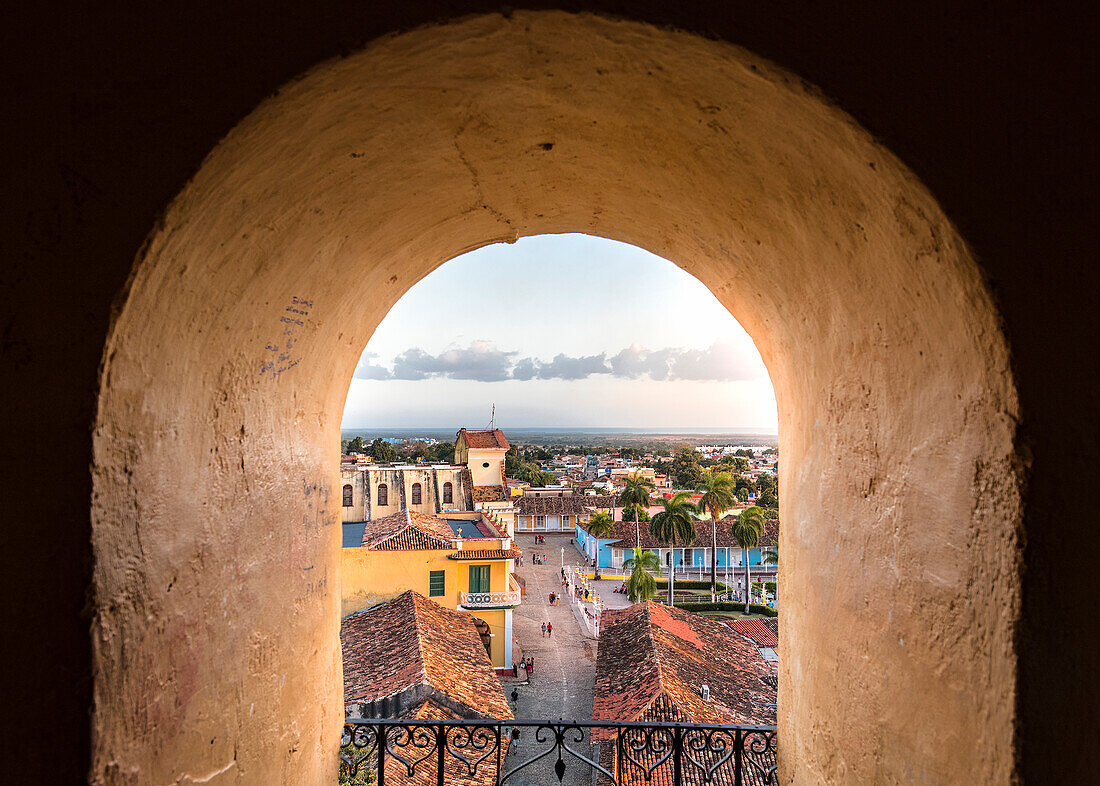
338,425,779,784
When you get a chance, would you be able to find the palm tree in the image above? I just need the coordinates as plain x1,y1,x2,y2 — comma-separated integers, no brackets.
696,470,736,601
649,491,697,605
618,472,655,549
587,510,614,538
622,547,660,602
586,510,614,566
731,506,766,613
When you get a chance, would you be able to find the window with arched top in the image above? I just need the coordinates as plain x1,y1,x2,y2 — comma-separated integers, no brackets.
411,483,422,505
342,484,353,507
443,481,453,504
377,483,388,506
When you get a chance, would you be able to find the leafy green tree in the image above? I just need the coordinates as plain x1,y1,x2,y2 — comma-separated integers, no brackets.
504,447,525,478
732,506,766,614
696,470,737,600
621,507,650,523
618,472,655,547
528,469,556,487
736,487,750,503
429,441,454,462
671,447,704,488
622,547,660,602
345,436,365,454
369,438,397,463
755,473,778,508
649,492,698,605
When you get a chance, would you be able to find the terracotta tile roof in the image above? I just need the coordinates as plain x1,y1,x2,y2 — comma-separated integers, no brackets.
341,590,513,722
460,428,510,449
473,518,504,538
592,602,776,734
361,510,455,550
726,618,779,648
515,496,597,516
448,548,522,561
473,485,508,502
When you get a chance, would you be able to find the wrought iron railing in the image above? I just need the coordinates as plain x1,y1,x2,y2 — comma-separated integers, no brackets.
460,589,522,608
341,718,777,785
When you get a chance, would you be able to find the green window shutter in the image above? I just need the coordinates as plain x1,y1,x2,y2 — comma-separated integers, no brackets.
429,570,445,597
468,565,490,593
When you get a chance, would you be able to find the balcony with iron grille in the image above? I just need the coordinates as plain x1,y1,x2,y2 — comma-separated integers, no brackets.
459,573,523,610
341,718,777,785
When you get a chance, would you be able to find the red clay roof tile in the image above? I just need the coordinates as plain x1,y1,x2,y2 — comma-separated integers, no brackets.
726,618,779,648
360,510,455,550
459,428,510,449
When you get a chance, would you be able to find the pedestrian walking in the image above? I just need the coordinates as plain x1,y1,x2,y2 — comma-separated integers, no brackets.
526,656,534,674
541,622,546,637
546,622,553,637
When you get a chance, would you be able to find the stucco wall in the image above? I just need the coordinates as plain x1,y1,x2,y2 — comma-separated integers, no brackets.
7,5,1086,783
340,548,511,665
88,14,1022,781
468,448,506,487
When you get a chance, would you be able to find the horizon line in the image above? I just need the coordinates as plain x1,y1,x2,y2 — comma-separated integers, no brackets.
340,426,779,433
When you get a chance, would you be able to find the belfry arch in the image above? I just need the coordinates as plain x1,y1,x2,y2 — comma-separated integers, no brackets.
91,11,1021,784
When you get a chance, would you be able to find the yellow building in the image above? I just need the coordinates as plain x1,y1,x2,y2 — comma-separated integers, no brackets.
341,509,522,671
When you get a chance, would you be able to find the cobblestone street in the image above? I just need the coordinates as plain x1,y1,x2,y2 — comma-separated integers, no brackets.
504,533,600,785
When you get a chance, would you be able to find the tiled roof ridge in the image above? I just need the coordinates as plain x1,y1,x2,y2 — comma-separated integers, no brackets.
407,591,431,690
642,602,669,701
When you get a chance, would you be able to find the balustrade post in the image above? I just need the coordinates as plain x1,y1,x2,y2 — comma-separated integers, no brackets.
673,725,684,785
734,728,743,786
435,723,446,784
494,724,502,786
377,723,387,786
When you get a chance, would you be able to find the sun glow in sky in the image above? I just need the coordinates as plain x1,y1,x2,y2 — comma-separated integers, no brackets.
341,234,778,430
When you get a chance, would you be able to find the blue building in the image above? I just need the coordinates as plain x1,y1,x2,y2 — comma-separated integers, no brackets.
575,517,777,576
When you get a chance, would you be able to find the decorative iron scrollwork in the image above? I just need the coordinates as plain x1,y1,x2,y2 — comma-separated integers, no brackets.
341,718,776,785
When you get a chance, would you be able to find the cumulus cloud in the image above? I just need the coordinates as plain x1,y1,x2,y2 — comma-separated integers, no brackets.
391,341,515,382
356,340,764,383
512,357,538,381
353,352,392,380
536,353,610,380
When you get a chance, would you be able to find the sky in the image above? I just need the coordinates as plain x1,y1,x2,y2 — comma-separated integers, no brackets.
341,234,778,430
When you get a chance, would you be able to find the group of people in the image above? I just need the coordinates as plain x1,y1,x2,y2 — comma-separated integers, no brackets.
540,621,554,637
547,591,559,606
534,534,546,543
614,582,628,594
513,656,535,678
530,552,548,565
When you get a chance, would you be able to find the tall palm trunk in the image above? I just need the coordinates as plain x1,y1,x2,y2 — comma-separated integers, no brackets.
667,539,676,605
744,548,752,614
634,504,639,551
710,513,718,602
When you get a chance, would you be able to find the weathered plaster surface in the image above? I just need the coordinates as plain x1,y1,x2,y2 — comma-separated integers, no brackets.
91,11,1020,783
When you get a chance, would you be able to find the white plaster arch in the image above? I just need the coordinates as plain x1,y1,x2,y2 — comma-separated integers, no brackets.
91,11,1021,784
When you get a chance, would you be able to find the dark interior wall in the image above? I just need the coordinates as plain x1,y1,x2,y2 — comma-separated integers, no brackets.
2,1,1095,781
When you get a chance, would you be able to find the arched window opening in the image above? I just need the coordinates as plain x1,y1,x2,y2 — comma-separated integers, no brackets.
443,482,453,504
342,484,353,507
411,483,422,505
89,17,1025,784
